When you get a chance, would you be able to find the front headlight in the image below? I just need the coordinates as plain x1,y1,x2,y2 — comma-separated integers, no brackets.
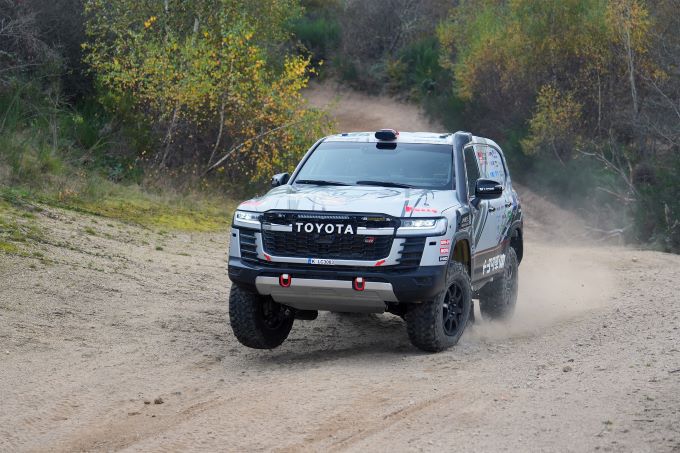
397,217,448,236
400,219,437,228
233,210,261,227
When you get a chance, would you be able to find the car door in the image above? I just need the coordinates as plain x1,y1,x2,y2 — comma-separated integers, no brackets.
472,144,509,252
463,144,485,256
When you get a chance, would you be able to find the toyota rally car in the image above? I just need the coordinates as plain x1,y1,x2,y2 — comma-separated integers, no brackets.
227,130,523,352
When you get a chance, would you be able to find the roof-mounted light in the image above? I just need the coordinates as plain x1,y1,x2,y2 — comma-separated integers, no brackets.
375,129,399,141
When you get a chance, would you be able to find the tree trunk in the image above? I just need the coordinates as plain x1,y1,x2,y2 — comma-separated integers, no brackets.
622,7,638,119
160,106,179,167
597,72,602,131
208,101,226,166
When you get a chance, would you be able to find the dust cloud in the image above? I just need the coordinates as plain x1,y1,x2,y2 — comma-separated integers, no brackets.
470,242,616,340
467,186,618,340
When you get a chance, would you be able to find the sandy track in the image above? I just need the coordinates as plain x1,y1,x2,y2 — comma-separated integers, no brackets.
1,205,679,452
304,81,441,133
1,83,679,452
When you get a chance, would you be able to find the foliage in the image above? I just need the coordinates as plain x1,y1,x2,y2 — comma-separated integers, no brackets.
83,0,332,185
2,0,679,252
1,177,235,234
386,37,444,97
436,0,679,251
0,0,61,84
56,184,235,232
634,154,680,251
291,16,341,63
302,0,449,92
0,79,143,186
521,85,583,164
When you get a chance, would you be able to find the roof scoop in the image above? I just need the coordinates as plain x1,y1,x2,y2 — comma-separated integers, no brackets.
375,129,399,141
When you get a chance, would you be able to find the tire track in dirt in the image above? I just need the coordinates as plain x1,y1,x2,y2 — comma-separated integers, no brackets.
276,391,464,452
57,394,228,453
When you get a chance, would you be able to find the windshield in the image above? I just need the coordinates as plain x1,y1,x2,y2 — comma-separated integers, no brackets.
293,141,454,190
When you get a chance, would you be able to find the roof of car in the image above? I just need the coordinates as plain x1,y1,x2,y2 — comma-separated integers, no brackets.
324,131,452,145
323,131,500,149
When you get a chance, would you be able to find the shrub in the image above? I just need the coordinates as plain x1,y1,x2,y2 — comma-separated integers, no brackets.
292,16,340,62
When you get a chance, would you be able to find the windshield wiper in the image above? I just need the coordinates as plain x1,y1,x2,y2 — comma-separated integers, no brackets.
356,180,416,189
295,179,350,186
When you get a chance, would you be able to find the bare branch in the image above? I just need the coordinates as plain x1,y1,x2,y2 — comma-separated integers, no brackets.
205,119,307,175
639,73,680,122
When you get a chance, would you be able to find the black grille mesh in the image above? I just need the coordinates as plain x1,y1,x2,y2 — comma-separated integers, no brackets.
239,229,258,264
262,230,392,260
396,237,426,271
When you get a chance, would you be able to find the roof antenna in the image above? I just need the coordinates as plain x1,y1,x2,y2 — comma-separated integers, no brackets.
375,129,399,141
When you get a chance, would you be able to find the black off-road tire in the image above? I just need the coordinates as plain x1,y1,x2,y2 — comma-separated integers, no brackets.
405,260,472,352
229,284,294,349
478,247,519,321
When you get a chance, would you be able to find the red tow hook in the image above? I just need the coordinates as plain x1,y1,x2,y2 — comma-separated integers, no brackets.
279,274,292,288
353,277,365,291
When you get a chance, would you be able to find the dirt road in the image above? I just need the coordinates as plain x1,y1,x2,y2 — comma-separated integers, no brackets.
1,84,679,452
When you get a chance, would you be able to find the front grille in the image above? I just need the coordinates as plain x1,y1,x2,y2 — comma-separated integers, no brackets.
260,211,399,261
239,229,258,264
262,230,392,260
236,211,427,273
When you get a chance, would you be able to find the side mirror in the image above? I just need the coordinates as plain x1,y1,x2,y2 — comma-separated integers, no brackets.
474,179,503,199
271,172,290,187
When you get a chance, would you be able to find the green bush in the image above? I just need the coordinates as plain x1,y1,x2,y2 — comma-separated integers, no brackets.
421,91,467,131
0,81,144,188
392,37,443,96
333,55,360,84
634,155,680,252
291,16,340,61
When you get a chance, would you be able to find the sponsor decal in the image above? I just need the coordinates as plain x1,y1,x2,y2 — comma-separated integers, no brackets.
482,253,506,275
364,236,376,244
440,247,449,255
405,206,439,214
439,256,449,262
295,222,354,235
440,239,450,246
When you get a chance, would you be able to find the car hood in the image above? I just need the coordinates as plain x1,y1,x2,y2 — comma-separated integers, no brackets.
238,185,460,218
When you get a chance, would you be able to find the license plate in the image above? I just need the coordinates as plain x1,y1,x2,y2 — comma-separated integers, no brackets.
307,258,335,265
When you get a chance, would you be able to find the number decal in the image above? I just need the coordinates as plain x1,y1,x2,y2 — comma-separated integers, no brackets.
307,258,336,265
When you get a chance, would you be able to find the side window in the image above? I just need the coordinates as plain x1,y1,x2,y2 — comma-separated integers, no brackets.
475,145,507,183
463,145,480,197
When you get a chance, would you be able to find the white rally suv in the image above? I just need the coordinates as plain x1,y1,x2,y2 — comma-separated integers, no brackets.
227,130,523,352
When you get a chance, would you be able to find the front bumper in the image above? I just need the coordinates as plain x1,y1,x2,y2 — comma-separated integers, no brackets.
254,276,396,313
228,256,447,310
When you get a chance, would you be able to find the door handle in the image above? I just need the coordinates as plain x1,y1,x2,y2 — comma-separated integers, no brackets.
505,202,512,207
488,206,496,212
